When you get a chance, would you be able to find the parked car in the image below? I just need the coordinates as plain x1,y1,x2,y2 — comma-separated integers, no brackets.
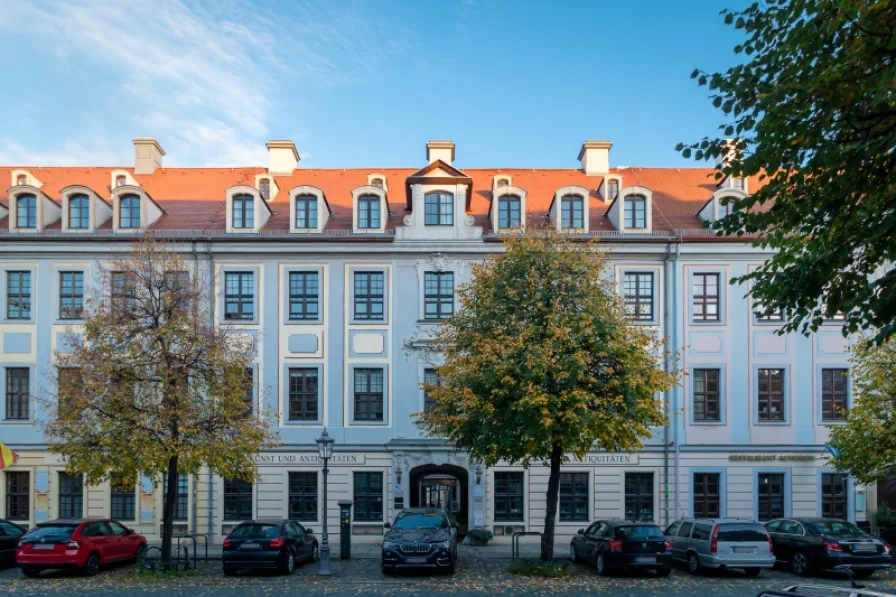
222,519,318,576
570,520,672,577
756,584,896,597
765,518,893,578
665,518,775,576
0,520,27,568
381,508,458,574
16,519,146,577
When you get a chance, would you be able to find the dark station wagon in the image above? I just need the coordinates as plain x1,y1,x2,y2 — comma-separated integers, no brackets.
570,520,672,576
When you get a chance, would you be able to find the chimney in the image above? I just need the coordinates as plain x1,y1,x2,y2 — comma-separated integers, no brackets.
133,138,165,174
578,140,612,175
426,140,455,165
266,140,300,175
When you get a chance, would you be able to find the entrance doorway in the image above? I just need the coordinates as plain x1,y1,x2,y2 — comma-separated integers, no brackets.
409,464,468,537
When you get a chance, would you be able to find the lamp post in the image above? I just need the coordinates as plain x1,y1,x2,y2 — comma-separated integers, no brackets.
316,428,335,576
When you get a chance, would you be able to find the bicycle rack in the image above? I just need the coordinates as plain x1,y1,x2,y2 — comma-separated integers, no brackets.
175,533,210,569
511,531,543,561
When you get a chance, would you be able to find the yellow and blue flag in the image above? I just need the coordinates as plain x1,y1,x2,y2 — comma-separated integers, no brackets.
0,443,18,469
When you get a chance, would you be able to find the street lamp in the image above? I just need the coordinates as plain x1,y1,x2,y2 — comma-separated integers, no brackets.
315,428,335,576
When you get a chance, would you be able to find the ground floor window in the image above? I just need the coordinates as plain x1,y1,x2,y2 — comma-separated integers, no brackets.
757,473,785,521
164,473,189,520
288,472,318,521
58,472,83,519
223,478,253,521
559,473,589,522
693,473,721,518
493,472,524,522
624,472,654,522
353,472,383,522
5,471,29,520
821,473,847,519
110,479,136,521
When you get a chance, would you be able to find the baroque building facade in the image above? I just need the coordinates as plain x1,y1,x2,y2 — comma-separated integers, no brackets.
0,138,871,544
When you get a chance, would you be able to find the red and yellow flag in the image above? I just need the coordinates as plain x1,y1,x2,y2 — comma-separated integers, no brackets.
0,443,18,469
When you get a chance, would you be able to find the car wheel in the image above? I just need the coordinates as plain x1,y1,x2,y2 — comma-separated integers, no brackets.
790,551,810,576
135,544,147,563
20,567,40,578
83,552,101,577
311,543,319,562
656,567,671,577
381,564,393,575
223,566,237,576
446,558,457,574
687,552,701,575
744,567,761,577
596,553,610,577
853,570,875,579
569,543,578,563
280,550,296,574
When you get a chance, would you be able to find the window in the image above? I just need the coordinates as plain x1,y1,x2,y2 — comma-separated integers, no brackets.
294,195,318,229
16,174,27,186
357,195,381,229
6,271,32,319
623,196,647,229
60,272,84,320
732,177,745,190
755,300,783,322
424,192,454,226
288,368,319,422
693,368,721,422
623,272,653,321
111,272,136,315
821,368,848,422
497,196,521,229
288,272,319,321
691,523,713,541
16,195,37,228
757,473,785,521
423,368,440,412
258,178,271,200
718,197,737,218
496,178,509,188
115,175,127,188
68,194,90,229
5,368,29,420
242,368,254,416
223,478,252,521
624,472,654,522
424,272,454,320
559,472,589,522
288,472,317,521
224,272,254,320
166,473,189,520
110,479,135,520
606,179,619,201
758,368,785,421
353,272,384,321
821,473,847,519
59,473,83,519
692,273,720,322
232,194,254,229
560,195,584,229
494,472,524,521
353,472,383,522
57,368,82,411
371,178,384,189
693,473,721,518
119,195,141,229
5,472,29,520
353,368,384,422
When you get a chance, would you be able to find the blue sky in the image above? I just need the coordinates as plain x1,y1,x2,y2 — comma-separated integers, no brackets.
0,1,744,169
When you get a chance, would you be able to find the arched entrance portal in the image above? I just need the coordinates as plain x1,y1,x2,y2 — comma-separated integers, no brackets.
409,464,468,536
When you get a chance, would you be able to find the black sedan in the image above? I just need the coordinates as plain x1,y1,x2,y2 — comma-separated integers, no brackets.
381,508,458,574
0,520,27,568
766,518,893,578
222,519,318,575
570,520,672,576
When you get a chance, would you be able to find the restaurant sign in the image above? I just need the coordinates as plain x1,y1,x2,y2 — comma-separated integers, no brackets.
254,453,366,466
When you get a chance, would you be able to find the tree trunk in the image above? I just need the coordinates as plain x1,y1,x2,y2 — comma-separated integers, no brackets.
161,455,179,566
540,443,563,562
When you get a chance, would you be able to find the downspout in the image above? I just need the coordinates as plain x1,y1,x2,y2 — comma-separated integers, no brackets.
201,239,216,541
663,243,672,526
672,240,682,519
191,240,199,535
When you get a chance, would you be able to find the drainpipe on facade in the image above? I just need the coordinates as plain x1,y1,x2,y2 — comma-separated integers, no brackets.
672,241,682,519
663,243,673,526
191,240,199,536
201,239,215,541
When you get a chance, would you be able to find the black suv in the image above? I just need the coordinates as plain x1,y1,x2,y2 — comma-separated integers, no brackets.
381,508,458,574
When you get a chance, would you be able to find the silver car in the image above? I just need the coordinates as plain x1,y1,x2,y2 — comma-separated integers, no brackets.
665,518,775,576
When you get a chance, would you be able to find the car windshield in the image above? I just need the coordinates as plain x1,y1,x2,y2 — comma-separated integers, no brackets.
717,523,768,542
25,525,77,541
393,513,449,530
615,525,664,540
808,521,866,536
230,524,279,539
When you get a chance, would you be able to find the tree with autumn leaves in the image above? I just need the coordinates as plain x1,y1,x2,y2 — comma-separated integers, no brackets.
48,238,277,565
420,234,677,561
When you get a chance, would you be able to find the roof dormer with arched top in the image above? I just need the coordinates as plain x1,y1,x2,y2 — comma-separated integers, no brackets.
606,185,653,233
59,185,113,232
110,185,165,232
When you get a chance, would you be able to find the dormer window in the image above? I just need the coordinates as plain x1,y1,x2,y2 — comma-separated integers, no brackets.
424,192,454,226
357,195,381,229
259,178,271,200
607,179,619,201
115,175,127,188
496,178,509,188
232,194,255,229
119,195,141,229
371,178,384,189
560,195,584,229
719,197,737,218
624,195,647,229
68,194,90,229
16,195,37,228
498,195,522,230
732,177,744,190
16,175,26,186
295,195,318,229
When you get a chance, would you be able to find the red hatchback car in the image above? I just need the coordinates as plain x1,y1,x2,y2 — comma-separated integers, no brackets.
16,519,147,577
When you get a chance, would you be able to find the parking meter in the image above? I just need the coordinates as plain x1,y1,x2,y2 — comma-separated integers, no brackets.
337,499,353,560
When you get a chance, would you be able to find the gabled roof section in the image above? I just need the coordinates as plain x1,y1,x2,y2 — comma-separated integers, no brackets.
404,159,474,209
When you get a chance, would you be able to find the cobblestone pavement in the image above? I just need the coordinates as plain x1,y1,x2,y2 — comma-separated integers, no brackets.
2,548,894,597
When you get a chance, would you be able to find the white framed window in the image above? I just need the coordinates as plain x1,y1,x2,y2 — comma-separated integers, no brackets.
352,186,387,233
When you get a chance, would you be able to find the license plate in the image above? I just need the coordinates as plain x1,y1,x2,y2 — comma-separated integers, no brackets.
634,556,656,564
853,545,876,553
405,557,428,564
240,543,261,550
733,547,755,554
32,544,55,550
